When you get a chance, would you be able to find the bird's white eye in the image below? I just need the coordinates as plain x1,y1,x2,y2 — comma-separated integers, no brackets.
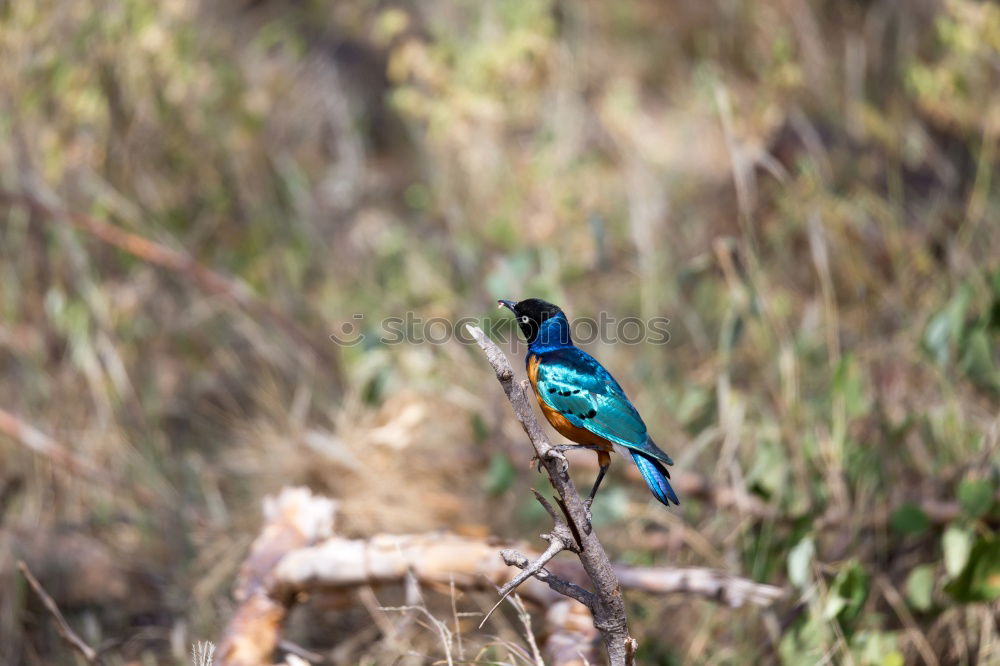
520,316,530,324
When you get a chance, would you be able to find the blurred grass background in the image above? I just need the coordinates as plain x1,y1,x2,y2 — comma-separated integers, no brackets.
1,0,999,663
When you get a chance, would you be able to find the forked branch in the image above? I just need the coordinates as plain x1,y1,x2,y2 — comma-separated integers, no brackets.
466,324,638,666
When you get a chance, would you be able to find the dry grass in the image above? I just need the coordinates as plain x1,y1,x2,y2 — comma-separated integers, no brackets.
1,0,999,664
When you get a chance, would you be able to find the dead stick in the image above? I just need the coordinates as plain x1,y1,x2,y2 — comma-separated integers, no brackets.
18,561,100,664
0,190,340,373
273,532,784,608
218,491,784,665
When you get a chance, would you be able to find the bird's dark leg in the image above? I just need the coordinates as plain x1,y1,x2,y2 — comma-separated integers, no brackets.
585,450,612,507
579,450,611,531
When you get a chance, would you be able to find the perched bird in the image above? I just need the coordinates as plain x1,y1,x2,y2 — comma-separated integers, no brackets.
498,298,679,508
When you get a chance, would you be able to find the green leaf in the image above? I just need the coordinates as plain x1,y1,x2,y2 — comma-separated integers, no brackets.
833,354,867,420
957,479,995,519
851,630,903,666
889,503,930,535
945,534,1000,602
823,594,848,620
483,453,516,495
824,561,869,628
747,439,788,500
788,537,815,589
882,652,905,666
923,286,970,366
779,611,831,665
905,565,935,612
959,327,1000,391
943,524,973,578
470,413,489,443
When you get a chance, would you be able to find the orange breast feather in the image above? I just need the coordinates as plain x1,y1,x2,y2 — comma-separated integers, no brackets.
527,355,613,450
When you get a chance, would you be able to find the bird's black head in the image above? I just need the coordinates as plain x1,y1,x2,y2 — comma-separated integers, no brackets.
498,298,566,345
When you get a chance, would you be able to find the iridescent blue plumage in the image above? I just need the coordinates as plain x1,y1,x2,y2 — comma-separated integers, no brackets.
631,453,679,506
504,301,678,507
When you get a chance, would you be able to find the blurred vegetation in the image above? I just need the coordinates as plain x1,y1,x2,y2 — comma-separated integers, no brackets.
1,0,999,663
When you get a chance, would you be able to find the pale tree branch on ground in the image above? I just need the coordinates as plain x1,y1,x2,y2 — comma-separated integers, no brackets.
466,324,638,665
215,488,337,666
217,487,785,666
272,533,784,609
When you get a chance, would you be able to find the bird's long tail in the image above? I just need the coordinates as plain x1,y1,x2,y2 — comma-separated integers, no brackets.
631,451,680,506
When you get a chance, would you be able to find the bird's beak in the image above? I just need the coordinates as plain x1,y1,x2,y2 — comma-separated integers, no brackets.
497,299,517,311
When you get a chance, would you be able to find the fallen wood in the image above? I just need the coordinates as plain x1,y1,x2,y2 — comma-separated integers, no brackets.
273,532,785,609
215,488,337,666
216,487,784,666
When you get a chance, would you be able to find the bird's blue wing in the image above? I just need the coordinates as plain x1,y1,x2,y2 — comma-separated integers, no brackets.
534,348,673,465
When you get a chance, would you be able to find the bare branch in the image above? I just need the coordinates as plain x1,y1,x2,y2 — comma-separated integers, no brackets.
0,189,341,374
480,539,568,629
531,488,562,524
611,565,784,608
465,324,637,665
271,531,782,608
481,487,590,619
500,546,596,608
18,561,100,664
216,487,337,666
496,541,564,602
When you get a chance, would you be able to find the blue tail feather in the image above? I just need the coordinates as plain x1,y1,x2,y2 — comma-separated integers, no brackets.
631,451,680,506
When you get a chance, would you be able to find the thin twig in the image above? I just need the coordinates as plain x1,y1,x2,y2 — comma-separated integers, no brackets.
449,577,465,662
482,487,585,622
191,641,216,666
0,189,341,375
508,594,545,666
480,539,565,628
500,547,596,607
876,575,941,666
18,561,100,664
379,605,455,666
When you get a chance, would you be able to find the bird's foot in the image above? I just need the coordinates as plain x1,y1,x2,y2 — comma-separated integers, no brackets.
552,444,604,453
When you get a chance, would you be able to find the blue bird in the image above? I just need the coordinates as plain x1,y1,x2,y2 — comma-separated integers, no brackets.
499,298,679,508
